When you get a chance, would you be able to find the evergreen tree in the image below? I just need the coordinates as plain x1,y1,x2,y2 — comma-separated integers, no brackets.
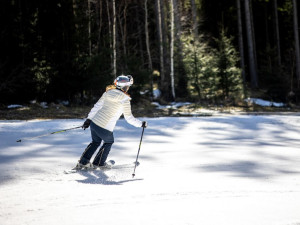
214,29,244,102
182,35,218,100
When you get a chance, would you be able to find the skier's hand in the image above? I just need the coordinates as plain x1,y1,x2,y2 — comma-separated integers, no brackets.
82,119,91,130
142,121,147,128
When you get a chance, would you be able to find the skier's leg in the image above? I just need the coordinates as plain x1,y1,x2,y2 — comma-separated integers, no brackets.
91,123,114,166
78,142,101,165
79,123,102,165
92,142,113,166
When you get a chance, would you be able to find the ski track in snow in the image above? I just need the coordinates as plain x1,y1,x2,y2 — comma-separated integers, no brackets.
0,115,300,225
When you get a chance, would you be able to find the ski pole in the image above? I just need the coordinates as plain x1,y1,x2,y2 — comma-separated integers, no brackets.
16,126,82,142
132,126,145,178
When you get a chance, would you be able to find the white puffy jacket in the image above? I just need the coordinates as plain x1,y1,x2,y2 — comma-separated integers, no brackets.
87,88,142,132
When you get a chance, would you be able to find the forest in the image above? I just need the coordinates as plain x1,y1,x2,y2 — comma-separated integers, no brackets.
1,0,300,107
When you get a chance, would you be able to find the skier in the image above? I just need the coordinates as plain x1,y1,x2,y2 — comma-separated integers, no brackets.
76,75,147,169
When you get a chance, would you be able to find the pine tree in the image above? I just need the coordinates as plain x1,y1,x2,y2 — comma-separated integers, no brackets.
182,35,217,100
214,29,244,103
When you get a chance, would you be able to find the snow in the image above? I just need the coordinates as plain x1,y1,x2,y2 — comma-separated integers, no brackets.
152,101,191,109
153,89,161,99
39,102,48,108
7,104,24,109
1,115,300,225
245,98,285,107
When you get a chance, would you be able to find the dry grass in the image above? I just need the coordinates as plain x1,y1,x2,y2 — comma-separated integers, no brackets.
1,101,299,120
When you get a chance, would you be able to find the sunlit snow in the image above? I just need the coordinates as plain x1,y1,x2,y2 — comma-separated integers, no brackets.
1,115,300,225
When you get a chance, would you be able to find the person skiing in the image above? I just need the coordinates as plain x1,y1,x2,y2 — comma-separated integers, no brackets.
75,75,147,169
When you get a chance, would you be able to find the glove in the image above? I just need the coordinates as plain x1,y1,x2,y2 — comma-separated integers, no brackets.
82,119,91,130
142,121,147,128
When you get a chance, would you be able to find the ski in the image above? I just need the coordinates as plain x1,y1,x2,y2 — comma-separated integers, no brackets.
64,160,115,174
64,160,139,174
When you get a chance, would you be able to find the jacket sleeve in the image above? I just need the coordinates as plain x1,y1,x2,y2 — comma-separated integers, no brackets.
123,100,143,127
87,93,106,119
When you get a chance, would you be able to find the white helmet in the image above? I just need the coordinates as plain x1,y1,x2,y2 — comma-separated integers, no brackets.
114,75,133,92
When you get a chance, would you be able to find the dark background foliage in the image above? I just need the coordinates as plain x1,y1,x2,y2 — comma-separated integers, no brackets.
1,0,300,106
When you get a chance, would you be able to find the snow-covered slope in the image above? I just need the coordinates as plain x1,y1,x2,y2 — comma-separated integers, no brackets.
1,116,300,225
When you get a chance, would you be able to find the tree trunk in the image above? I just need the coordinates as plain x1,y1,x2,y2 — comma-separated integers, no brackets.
113,0,117,77
173,0,188,97
72,0,80,55
161,0,171,99
136,4,144,67
249,0,258,77
88,0,91,56
118,0,127,57
292,0,300,82
244,0,258,88
106,0,113,73
190,0,198,40
156,0,165,85
273,0,281,66
145,0,153,98
170,0,175,100
236,0,246,90
97,0,103,53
